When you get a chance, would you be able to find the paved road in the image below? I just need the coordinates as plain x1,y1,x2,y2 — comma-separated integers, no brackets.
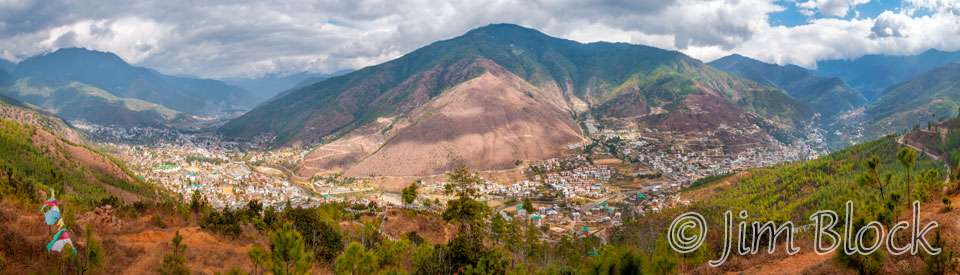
898,135,952,184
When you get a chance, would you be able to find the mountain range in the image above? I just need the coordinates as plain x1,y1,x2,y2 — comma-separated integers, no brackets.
0,68,12,87
223,70,352,101
11,48,256,116
2,77,179,127
861,62,960,137
709,54,867,119
221,24,814,177
2,24,956,177
0,58,15,73
811,49,960,101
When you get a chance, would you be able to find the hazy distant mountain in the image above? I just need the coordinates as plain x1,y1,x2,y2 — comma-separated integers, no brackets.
156,73,257,113
221,24,812,177
12,48,256,115
861,62,960,138
811,49,960,101
0,58,15,73
291,71,352,89
710,54,866,119
222,70,351,102
1,78,179,127
0,69,12,87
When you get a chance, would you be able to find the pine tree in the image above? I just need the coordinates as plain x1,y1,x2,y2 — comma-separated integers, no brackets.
401,181,419,205
335,242,378,275
490,212,506,243
269,223,314,275
190,189,204,214
898,147,916,202
522,198,534,212
858,155,892,203
158,230,190,275
923,230,958,274
247,245,269,275
62,226,104,275
441,166,490,230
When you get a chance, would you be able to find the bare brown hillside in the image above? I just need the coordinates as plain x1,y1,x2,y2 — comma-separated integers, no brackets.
299,59,584,178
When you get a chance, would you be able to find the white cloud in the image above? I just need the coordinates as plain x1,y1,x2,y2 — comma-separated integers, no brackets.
37,18,176,63
798,0,870,17
0,0,958,78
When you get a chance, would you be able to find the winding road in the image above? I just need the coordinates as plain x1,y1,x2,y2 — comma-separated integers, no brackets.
897,134,952,183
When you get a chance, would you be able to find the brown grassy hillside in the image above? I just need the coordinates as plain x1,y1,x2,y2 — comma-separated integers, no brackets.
299,58,584,178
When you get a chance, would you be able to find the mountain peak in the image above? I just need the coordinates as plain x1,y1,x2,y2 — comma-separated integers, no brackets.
465,23,548,37
712,54,764,66
39,47,128,66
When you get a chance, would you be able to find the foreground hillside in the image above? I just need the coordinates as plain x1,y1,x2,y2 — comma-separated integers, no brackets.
0,117,157,206
0,94,84,143
3,113,960,273
608,132,957,274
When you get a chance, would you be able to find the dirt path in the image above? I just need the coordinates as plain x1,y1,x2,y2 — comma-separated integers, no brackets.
116,226,260,274
725,251,835,275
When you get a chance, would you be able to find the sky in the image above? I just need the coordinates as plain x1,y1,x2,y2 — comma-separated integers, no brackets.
0,0,958,79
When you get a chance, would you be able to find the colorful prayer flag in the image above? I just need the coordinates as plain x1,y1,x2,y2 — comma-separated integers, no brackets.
40,189,61,226
46,229,76,253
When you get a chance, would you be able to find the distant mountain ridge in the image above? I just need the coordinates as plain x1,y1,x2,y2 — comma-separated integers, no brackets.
0,69,12,87
811,49,960,101
709,54,867,119
0,58,15,73
1,78,179,127
12,48,257,115
221,23,813,177
223,24,813,145
222,70,352,102
860,62,960,138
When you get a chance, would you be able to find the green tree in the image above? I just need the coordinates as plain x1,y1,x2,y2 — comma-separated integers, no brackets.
335,242,378,275
411,242,442,274
898,147,917,202
524,221,542,265
82,226,104,275
63,226,104,275
446,230,489,273
244,200,263,220
190,189,204,214
283,207,343,262
490,213,506,243
858,155,892,203
247,245,269,275
375,239,411,270
584,246,647,275
522,198,534,213
158,230,190,275
650,236,677,274
464,248,510,275
269,223,314,275
441,166,490,230
402,181,419,205
213,267,247,275
923,230,958,274
504,218,523,259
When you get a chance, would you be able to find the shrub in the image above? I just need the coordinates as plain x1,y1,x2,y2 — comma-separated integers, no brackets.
200,209,243,238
